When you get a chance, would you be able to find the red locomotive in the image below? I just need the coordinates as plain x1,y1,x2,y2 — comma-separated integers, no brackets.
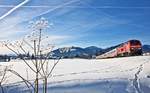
97,40,142,59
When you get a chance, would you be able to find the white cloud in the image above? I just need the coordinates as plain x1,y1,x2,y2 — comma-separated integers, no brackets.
42,35,72,44
0,0,82,40
0,0,30,20
0,7,51,40
33,0,81,18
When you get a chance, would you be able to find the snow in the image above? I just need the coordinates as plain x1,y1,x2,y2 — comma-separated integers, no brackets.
1,56,150,93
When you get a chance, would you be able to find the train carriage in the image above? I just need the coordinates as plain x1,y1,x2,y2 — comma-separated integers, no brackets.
97,48,117,59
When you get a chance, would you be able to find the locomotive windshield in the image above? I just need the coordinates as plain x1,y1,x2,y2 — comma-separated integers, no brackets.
130,40,141,45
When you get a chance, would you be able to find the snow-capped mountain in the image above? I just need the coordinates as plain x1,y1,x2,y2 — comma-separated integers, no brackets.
142,45,150,53
84,46,103,55
50,46,103,59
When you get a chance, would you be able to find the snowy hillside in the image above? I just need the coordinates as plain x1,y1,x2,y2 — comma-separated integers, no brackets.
1,56,150,93
50,46,103,58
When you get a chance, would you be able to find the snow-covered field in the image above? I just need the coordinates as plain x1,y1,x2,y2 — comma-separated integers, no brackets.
1,56,150,93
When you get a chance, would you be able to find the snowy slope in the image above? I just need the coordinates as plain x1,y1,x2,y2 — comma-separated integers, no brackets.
51,46,103,58
1,56,150,93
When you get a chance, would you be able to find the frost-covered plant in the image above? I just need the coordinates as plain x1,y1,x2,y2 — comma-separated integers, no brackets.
1,17,61,93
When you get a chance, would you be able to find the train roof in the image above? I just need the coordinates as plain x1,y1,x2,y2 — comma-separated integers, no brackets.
128,39,141,42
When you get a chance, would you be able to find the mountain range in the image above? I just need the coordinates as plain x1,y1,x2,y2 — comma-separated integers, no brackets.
50,46,103,59
142,45,150,53
49,45,150,59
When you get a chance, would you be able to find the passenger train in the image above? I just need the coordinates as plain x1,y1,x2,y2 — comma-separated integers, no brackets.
96,40,142,59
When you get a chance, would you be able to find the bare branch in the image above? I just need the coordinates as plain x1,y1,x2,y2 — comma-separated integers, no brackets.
47,58,60,78
5,44,19,55
7,69,35,91
22,59,36,73
23,39,34,49
5,44,37,73
20,45,37,67
0,67,7,84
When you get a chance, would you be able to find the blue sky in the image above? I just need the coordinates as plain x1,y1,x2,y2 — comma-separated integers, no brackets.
0,0,150,51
